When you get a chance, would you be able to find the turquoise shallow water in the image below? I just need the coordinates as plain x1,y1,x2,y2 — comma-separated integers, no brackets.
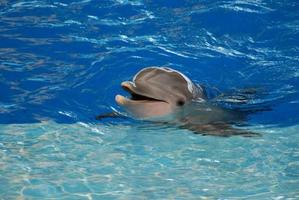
1,122,299,199
1,0,299,199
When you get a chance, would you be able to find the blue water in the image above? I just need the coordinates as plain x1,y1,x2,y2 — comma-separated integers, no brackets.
1,0,299,199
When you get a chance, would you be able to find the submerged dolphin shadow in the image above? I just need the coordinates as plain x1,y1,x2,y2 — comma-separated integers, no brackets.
97,67,268,137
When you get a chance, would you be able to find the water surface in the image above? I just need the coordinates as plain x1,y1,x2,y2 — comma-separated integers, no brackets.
0,0,299,199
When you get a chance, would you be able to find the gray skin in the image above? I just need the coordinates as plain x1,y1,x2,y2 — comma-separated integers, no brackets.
115,66,255,136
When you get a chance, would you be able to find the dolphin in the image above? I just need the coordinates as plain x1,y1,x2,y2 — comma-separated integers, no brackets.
112,66,257,136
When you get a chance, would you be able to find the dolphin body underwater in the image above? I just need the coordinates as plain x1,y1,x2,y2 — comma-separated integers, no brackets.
98,67,259,136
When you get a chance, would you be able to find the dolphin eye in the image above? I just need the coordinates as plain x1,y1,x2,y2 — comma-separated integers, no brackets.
177,100,185,106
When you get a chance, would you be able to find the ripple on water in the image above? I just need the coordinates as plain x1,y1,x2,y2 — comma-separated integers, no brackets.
1,122,299,198
1,0,299,199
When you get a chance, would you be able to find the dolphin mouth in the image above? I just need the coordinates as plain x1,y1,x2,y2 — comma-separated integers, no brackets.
116,81,167,104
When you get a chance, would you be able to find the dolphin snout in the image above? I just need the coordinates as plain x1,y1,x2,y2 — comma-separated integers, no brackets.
115,94,126,105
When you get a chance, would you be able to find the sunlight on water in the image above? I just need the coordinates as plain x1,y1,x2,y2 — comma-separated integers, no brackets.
0,122,298,199
0,0,298,199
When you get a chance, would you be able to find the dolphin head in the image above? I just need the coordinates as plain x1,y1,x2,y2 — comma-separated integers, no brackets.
115,67,206,119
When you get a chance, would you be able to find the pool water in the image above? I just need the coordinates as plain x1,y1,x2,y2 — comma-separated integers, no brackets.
1,0,299,199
